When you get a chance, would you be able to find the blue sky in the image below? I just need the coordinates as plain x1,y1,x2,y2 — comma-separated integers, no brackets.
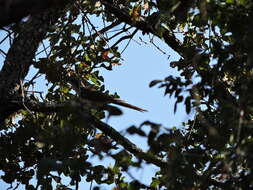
0,24,191,190
101,31,189,129
83,33,190,189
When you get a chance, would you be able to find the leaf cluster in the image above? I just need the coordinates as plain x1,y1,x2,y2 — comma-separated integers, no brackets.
2,0,253,189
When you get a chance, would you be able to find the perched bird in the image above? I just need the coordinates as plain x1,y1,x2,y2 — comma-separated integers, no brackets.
68,77,147,112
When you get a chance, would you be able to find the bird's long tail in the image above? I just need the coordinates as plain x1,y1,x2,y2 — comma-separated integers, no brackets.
113,99,147,112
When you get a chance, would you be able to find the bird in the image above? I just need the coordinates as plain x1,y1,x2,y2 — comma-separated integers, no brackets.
67,77,147,112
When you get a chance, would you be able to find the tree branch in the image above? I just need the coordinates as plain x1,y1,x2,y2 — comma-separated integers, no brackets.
101,0,186,57
101,1,239,112
14,99,168,169
87,20,122,40
91,116,168,168
0,0,70,28
0,8,65,121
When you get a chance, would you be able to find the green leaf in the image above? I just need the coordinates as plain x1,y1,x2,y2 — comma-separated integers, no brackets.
150,178,161,188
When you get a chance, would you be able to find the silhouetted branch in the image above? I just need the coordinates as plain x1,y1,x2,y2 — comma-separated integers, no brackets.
13,98,168,169
0,0,69,28
0,8,65,121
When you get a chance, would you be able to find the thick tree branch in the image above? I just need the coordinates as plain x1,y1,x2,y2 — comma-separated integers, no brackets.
91,117,168,168
0,0,70,28
0,8,65,121
14,99,168,169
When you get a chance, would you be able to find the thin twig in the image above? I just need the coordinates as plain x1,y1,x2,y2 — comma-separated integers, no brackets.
84,15,110,48
36,43,50,56
107,25,132,41
150,35,169,56
0,30,13,45
110,29,138,50
89,180,93,190
236,110,244,144
121,29,138,54
88,20,121,40
0,48,6,57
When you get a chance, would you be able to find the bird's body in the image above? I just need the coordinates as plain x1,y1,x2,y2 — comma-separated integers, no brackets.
68,77,147,112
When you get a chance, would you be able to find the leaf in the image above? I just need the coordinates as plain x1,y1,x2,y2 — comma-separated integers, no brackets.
151,178,161,188
130,5,142,21
185,96,191,114
95,133,104,139
177,95,183,103
174,102,178,113
149,80,162,87
126,126,146,136
102,51,109,60
143,2,150,13
94,1,102,8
